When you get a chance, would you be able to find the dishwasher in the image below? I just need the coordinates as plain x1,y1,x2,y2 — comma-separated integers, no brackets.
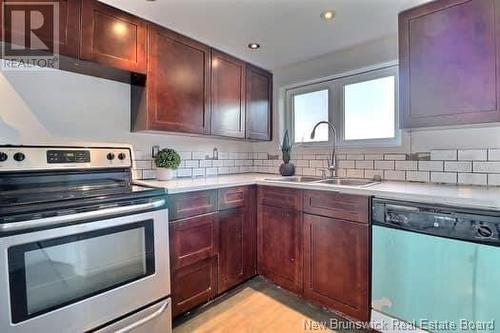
371,198,500,333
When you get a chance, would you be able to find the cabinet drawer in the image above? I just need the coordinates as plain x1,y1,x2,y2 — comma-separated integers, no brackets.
169,213,218,269
303,190,369,224
171,257,217,317
218,186,251,210
168,190,217,221
257,186,302,210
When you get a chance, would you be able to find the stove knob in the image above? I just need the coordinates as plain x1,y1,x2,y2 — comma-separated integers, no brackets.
106,153,115,161
0,152,7,162
118,153,126,160
13,152,25,162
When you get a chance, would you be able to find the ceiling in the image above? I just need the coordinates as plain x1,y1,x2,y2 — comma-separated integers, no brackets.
99,0,430,70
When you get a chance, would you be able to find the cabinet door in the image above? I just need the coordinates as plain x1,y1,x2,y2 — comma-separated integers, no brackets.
303,214,370,321
171,257,217,317
218,207,247,293
257,205,302,294
246,65,272,141
210,50,246,138
169,213,218,270
80,0,146,73
400,0,500,128
145,25,210,134
0,0,80,58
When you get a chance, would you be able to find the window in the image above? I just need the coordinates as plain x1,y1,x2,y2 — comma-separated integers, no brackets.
286,65,399,147
292,89,329,143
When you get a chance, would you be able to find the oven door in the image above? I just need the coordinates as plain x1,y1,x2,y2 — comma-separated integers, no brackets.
0,202,170,333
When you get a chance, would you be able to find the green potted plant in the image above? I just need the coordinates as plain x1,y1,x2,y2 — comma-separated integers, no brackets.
154,148,181,181
279,130,295,176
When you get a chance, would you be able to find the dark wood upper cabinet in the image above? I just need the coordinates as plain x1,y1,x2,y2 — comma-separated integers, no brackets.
399,0,500,128
210,50,246,138
80,0,146,74
257,204,302,294
246,65,272,141
303,214,370,322
0,0,80,58
132,24,211,134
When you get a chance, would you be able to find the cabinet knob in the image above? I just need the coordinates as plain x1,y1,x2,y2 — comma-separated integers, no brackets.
290,258,295,263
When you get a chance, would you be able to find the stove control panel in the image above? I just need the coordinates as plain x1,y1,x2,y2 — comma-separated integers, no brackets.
0,146,132,172
47,150,91,164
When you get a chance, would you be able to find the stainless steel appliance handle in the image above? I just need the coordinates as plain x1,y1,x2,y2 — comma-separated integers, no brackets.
0,199,166,233
115,300,169,333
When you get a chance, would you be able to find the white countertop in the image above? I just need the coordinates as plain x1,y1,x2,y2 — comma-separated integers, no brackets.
135,173,500,211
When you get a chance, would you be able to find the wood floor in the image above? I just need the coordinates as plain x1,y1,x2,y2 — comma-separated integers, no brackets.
173,277,366,333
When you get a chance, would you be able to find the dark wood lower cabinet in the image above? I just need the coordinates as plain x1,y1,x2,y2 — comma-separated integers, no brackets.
257,205,302,294
170,186,371,323
218,206,256,293
303,214,370,322
171,256,218,317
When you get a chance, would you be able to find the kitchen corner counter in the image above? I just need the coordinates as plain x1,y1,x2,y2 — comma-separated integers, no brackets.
135,173,500,211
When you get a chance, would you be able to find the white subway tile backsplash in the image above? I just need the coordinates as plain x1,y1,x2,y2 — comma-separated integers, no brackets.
338,160,355,169
488,149,500,161
374,160,395,170
355,160,374,169
184,160,199,168
179,151,192,160
206,168,218,175
473,162,500,173
364,170,383,180
418,161,443,172
142,169,156,180
199,160,212,168
347,154,364,160
177,169,193,177
431,150,457,161
131,147,500,187
395,161,418,171
431,172,457,184
384,170,406,181
444,161,472,173
364,154,384,160
192,168,205,177
212,160,224,167
488,174,500,186
458,173,487,186
458,149,487,161
192,152,206,160
346,169,364,178
310,160,327,168
384,154,407,161
406,171,430,182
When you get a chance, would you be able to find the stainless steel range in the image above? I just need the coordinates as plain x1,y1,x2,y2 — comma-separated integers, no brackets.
0,145,171,333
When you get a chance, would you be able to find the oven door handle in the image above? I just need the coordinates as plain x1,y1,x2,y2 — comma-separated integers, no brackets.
115,300,169,333
0,198,166,233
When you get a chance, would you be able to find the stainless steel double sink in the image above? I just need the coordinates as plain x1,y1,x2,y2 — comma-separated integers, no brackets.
263,176,379,187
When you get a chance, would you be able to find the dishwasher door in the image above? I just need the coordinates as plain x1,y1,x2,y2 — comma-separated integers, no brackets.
372,225,499,333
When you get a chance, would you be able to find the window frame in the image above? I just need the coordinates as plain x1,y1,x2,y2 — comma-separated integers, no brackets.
285,64,400,148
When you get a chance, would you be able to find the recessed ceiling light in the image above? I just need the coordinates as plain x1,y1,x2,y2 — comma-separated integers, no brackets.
248,43,260,50
320,10,336,21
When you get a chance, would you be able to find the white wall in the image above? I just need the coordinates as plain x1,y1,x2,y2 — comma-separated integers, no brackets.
0,62,253,154
254,35,500,155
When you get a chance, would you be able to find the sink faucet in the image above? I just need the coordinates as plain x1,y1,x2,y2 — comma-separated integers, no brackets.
310,121,337,178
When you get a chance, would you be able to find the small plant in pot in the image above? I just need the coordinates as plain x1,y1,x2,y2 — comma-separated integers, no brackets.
154,148,181,181
279,130,295,176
